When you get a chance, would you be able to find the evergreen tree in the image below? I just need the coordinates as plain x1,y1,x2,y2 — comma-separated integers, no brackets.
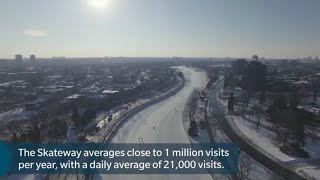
72,107,81,129
228,92,234,112
26,119,42,143
188,120,199,137
313,90,318,102
82,108,96,124
48,118,68,142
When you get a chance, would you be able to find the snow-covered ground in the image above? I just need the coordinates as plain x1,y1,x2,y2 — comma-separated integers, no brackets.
0,108,32,122
298,166,320,180
217,87,320,179
227,111,295,162
94,66,212,180
4,174,45,180
218,92,320,159
210,85,276,180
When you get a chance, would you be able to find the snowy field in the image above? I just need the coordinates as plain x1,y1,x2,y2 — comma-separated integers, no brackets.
94,66,212,180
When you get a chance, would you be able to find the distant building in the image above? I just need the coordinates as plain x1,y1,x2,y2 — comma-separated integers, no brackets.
252,55,259,61
15,54,23,62
30,54,36,61
15,54,23,68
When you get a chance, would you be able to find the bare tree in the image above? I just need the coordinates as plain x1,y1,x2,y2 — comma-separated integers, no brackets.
252,105,264,133
237,152,253,180
26,117,42,143
211,117,220,136
240,101,247,122
7,120,27,142
47,117,68,142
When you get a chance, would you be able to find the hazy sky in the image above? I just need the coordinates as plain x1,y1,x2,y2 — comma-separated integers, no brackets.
1,0,319,59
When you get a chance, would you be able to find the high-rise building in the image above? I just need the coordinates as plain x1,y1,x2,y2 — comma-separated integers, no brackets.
30,54,36,61
14,54,23,68
15,54,23,61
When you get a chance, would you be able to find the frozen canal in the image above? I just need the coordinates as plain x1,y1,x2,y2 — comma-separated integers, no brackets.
94,66,211,180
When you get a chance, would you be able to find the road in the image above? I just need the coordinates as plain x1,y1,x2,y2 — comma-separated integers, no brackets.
94,66,212,180
208,79,306,180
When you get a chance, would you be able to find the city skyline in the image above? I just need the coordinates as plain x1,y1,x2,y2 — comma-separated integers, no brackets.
1,0,320,59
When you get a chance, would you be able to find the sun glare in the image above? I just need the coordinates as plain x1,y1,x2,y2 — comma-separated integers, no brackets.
87,0,110,10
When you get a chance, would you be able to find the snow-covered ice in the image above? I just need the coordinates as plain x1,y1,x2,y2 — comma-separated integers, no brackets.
94,67,211,180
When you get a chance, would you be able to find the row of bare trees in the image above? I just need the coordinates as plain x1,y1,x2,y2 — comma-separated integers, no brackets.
228,89,307,151
186,89,200,137
7,113,68,143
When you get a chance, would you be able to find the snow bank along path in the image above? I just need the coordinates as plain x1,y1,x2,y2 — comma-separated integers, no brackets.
94,66,211,180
